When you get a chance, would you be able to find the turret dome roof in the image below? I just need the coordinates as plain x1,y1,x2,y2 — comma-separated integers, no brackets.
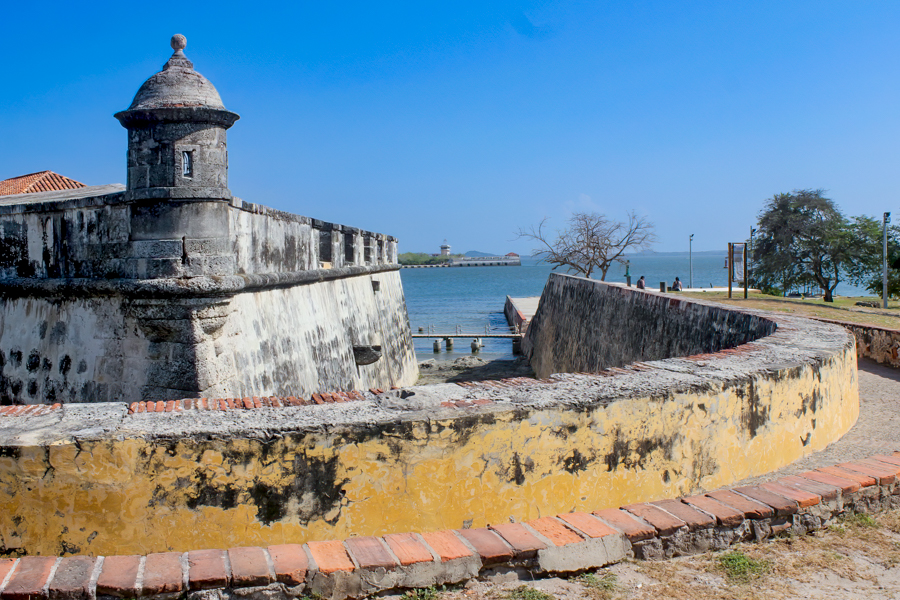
126,35,226,111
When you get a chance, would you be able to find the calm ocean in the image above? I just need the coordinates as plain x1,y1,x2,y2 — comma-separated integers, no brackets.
399,254,868,362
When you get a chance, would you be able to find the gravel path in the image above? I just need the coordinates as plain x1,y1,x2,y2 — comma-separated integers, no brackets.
737,357,900,487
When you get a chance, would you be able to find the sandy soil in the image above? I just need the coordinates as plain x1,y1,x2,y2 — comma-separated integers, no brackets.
415,356,535,386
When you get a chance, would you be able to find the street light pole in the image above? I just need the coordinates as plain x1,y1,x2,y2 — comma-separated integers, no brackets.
884,212,891,309
689,234,694,289
749,227,756,288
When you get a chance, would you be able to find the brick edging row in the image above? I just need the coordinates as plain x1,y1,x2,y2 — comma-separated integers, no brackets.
1,453,898,600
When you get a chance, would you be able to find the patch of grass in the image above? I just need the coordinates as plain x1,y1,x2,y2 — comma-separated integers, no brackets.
504,585,557,600
841,511,879,529
716,550,772,583
681,291,900,328
575,571,618,598
577,571,618,591
403,586,443,600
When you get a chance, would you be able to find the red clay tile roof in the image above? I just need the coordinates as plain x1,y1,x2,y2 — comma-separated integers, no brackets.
0,171,86,197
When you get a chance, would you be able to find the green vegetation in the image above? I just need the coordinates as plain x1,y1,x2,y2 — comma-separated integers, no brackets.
504,586,557,600
752,189,900,301
681,291,900,329
575,571,618,598
402,586,444,599
398,252,464,265
715,550,772,583
842,511,879,529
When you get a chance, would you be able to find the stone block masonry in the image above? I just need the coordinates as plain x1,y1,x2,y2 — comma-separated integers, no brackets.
0,188,416,404
0,451,897,600
523,273,777,378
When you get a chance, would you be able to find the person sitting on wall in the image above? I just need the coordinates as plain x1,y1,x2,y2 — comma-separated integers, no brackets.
636,276,646,289
672,277,683,291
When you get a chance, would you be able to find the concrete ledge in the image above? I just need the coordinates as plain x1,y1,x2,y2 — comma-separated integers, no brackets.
0,263,400,299
1,452,897,600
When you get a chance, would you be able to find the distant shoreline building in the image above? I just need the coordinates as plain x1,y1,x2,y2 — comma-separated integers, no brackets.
450,253,521,267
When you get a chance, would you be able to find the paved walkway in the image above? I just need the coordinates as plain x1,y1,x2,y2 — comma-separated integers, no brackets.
737,357,900,486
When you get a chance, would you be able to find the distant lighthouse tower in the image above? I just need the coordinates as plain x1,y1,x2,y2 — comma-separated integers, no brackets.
440,239,451,256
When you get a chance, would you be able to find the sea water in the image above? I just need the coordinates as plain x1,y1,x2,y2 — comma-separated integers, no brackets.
399,254,868,362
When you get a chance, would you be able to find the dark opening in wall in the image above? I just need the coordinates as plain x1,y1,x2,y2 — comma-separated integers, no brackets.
344,232,355,265
378,239,385,263
364,236,373,264
319,229,332,263
182,151,193,178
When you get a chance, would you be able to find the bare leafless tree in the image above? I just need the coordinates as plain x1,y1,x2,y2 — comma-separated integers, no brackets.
516,211,656,279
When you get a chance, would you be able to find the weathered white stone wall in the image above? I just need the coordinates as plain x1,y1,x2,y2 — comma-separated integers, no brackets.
218,270,417,397
525,273,778,378
0,187,414,404
0,269,415,404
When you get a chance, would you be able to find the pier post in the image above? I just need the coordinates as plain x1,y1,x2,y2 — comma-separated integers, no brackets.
433,340,441,353
445,337,454,350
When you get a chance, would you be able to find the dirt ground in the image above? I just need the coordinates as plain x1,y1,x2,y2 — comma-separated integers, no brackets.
415,356,535,386
381,508,900,600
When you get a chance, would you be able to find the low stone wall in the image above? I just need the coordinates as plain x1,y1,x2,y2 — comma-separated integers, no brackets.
524,274,777,378
0,299,857,556
814,318,900,369
503,296,528,333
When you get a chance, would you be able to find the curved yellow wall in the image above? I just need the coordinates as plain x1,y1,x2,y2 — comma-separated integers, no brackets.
0,344,857,556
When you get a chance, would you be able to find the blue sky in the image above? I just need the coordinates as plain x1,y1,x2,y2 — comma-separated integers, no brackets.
3,1,899,254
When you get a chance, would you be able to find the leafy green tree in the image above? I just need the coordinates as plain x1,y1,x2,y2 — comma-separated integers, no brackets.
752,190,855,302
845,216,900,297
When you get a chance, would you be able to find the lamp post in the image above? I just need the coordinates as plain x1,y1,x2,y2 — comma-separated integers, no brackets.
749,227,757,288
689,234,694,289
884,212,891,309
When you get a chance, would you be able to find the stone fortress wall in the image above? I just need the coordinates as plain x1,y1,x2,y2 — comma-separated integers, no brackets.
0,36,859,564
0,275,857,556
0,187,415,404
524,273,778,377
0,36,418,404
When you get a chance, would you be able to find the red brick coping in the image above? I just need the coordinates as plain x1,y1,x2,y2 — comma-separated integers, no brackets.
0,368,705,417
2,452,898,600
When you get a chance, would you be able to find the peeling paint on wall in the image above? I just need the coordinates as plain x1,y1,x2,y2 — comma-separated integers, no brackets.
0,287,858,556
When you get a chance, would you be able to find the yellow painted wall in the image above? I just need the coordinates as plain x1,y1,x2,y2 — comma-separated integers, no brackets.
0,347,857,556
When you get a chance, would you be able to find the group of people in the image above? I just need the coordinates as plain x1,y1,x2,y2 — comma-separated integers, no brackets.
635,276,683,291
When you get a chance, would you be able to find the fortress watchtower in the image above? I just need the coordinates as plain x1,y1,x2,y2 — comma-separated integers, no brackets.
114,35,239,202
113,35,239,265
